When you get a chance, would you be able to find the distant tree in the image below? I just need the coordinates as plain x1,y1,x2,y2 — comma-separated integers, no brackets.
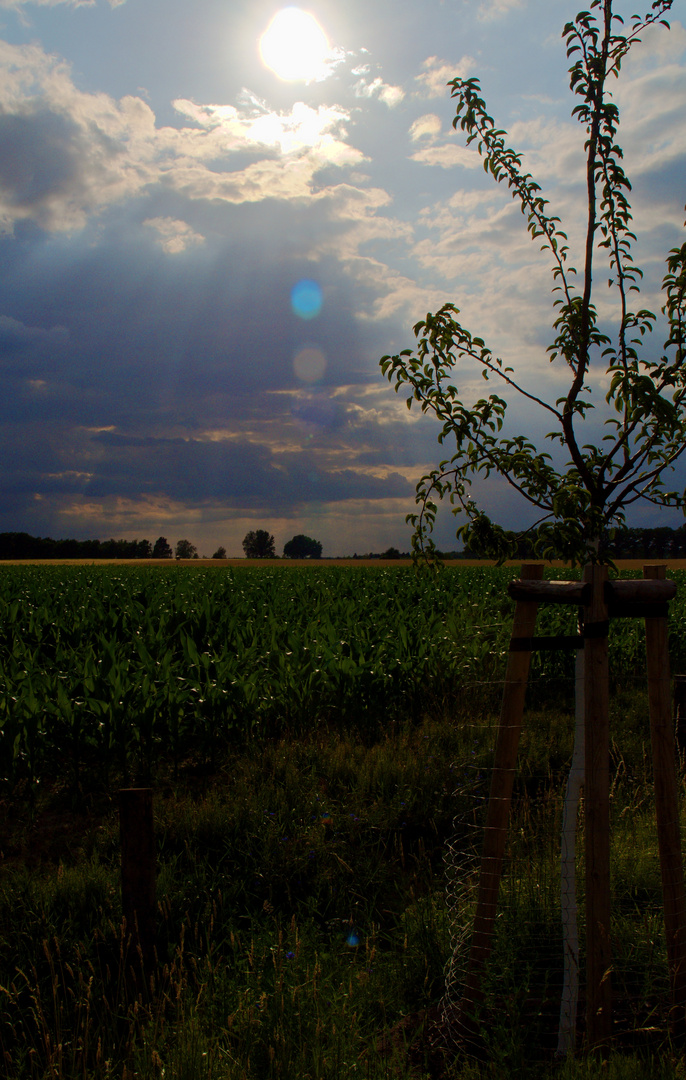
0,532,40,558
152,536,174,559
175,538,198,560
381,547,401,560
242,529,276,559
137,539,153,558
212,545,227,559
283,534,323,559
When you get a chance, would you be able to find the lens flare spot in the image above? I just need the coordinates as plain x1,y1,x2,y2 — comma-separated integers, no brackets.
346,930,360,947
294,346,326,383
291,279,322,320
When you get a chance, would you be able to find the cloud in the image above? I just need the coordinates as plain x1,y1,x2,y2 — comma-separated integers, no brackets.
1,7,680,555
414,56,477,98
408,113,482,170
0,416,415,524
405,184,576,394
353,76,405,107
0,40,160,229
410,143,482,169
0,313,69,346
0,41,369,231
144,216,205,254
0,180,426,548
497,20,686,196
172,94,359,158
477,0,524,21
625,18,686,65
612,23,686,180
409,113,442,140
0,36,417,354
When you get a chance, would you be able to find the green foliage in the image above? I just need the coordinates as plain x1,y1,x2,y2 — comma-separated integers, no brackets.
152,535,174,559
380,1,686,565
0,717,463,1080
242,529,276,559
1,563,684,792
283,534,323,559
175,538,198,560
1,696,684,1077
0,532,155,559
0,564,517,789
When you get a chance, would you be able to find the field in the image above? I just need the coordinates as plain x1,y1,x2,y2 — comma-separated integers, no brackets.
2,562,686,1079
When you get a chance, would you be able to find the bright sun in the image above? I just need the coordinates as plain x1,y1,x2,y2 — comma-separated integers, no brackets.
259,8,332,83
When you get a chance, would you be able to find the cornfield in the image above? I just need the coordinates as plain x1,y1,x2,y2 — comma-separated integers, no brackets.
1,564,684,790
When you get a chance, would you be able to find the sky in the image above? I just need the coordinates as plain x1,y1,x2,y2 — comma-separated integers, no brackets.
0,0,684,557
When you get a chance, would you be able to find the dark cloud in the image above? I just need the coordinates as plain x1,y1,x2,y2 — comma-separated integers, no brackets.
0,5,682,553
0,110,85,211
86,427,412,506
0,412,414,535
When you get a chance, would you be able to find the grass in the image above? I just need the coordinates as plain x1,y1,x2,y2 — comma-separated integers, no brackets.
2,682,686,1079
2,563,686,1076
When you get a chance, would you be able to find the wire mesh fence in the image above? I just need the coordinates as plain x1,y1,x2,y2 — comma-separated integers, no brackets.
437,657,681,1066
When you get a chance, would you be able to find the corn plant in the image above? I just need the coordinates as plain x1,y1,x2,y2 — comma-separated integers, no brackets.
0,564,683,790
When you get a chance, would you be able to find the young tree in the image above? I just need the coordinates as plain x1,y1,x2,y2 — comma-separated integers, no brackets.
283,534,323,559
381,0,685,565
242,529,276,559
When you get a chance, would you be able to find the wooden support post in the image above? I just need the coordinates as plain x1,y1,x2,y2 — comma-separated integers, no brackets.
458,563,544,1035
644,565,686,1042
583,563,612,1050
119,788,156,978
674,675,686,763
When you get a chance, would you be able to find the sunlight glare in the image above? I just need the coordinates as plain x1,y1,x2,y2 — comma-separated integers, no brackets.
259,8,332,83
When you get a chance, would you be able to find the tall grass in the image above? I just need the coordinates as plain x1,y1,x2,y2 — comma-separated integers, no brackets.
2,691,686,1078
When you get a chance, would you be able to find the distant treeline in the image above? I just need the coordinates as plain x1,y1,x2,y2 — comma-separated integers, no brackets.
3,525,686,562
0,532,157,560
462,525,686,561
365,527,686,561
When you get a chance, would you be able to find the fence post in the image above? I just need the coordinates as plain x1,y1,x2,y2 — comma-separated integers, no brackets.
674,675,686,763
644,565,686,1042
119,788,156,979
583,563,611,1050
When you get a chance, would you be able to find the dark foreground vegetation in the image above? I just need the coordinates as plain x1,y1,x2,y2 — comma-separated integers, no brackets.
2,565,686,1077
3,703,686,1079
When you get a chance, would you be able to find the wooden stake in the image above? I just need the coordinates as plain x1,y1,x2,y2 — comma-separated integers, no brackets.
458,562,544,1034
557,627,585,1056
119,788,156,978
644,565,686,1041
583,563,612,1050
674,674,686,763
